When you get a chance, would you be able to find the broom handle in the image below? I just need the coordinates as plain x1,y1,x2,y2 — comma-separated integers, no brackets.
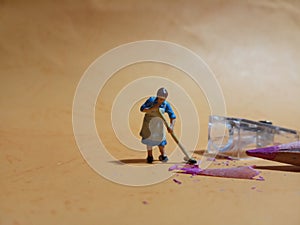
158,109,191,159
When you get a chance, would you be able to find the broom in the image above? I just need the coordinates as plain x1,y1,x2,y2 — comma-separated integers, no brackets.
158,108,197,164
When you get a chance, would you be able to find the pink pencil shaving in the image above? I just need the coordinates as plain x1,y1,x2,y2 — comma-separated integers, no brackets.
173,178,182,184
169,164,260,180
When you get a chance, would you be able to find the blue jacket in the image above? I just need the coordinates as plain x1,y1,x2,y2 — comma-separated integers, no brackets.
140,96,176,119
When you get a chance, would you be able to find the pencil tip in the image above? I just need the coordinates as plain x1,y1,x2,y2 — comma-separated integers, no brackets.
246,146,278,160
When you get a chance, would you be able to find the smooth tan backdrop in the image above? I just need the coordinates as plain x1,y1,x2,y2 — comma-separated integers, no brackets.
1,1,300,225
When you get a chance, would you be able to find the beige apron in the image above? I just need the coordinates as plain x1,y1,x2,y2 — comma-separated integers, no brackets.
140,110,166,146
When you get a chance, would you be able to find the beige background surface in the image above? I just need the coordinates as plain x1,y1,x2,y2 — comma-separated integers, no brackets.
1,1,300,225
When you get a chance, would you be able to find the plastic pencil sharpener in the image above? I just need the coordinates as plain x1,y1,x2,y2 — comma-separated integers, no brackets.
207,115,300,159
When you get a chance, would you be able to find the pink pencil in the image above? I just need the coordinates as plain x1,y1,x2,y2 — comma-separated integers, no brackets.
246,141,300,166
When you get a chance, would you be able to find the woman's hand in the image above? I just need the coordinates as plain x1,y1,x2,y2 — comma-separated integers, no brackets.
168,119,176,133
167,125,174,133
142,103,160,113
